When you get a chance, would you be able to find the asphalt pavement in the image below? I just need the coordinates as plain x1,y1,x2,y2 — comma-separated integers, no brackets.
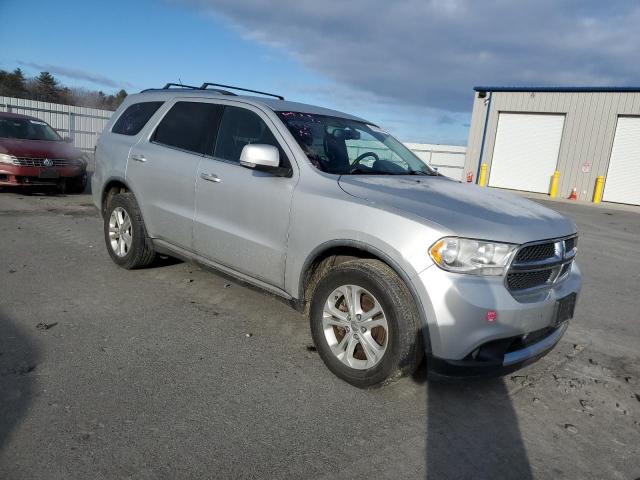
0,190,638,479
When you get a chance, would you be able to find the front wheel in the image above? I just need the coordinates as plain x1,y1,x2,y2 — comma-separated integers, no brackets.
309,259,423,388
104,192,155,269
66,173,87,194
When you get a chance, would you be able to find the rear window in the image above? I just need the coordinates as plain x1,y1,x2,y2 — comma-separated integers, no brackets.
152,101,223,155
112,101,163,136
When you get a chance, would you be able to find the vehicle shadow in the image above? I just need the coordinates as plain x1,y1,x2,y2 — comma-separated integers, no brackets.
0,310,38,453
150,254,183,268
418,370,533,479
415,285,533,479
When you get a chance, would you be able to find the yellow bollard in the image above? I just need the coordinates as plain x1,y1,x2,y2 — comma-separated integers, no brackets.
549,170,559,198
478,163,488,187
593,176,604,204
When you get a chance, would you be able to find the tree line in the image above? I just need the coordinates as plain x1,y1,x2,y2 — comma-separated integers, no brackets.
0,68,127,111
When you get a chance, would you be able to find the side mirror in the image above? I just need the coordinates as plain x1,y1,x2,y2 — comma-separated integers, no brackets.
63,137,73,143
240,144,280,170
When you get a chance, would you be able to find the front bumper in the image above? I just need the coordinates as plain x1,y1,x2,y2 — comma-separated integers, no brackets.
0,164,85,186
428,322,568,379
415,261,581,373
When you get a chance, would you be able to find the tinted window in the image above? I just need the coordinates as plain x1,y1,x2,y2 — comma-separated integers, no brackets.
112,102,163,136
153,102,223,155
214,106,287,165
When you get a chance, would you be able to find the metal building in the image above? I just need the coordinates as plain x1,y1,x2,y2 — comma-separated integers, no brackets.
464,87,640,206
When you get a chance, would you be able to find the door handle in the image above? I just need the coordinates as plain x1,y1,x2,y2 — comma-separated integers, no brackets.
200,172,221,183
130,154,147,163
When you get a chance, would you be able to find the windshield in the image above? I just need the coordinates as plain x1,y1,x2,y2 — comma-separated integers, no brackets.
276,111,437,175
0,117,62,141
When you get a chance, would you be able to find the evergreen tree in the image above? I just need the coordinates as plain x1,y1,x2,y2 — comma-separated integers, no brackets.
0,68,28,98
35,71,59,102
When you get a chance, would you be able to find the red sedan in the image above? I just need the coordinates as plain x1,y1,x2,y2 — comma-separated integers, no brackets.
0,112,88,193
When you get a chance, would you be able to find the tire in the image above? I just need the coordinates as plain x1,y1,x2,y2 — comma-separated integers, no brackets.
103,192,155,269
66,173,87,194
309,259,423,388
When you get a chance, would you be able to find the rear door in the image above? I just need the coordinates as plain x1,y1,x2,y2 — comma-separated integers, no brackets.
193,103,297,288
126,100,223,249
94,101,163,208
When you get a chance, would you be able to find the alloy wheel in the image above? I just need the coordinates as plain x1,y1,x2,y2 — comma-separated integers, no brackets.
108,207,132,257
322,284,389,370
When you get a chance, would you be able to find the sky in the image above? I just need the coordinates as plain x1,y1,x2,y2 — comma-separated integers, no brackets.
2,0,639,145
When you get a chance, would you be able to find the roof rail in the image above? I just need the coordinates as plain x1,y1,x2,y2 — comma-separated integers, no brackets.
204,88,237,96
200,82,284,100
162,83,236,96
162,83,200,89
140,83,231,94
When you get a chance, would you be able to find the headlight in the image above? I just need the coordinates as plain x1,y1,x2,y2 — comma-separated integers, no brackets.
429,237,517,275
0,153,17,165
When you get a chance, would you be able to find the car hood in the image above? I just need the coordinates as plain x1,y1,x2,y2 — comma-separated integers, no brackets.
338,175,577,244
0,138,83,160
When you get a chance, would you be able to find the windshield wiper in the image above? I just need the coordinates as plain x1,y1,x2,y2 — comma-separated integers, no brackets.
348,168,389,175
407,169,441,176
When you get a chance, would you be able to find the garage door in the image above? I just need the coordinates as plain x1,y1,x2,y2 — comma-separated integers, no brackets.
489,113,565,193
603,117,640,206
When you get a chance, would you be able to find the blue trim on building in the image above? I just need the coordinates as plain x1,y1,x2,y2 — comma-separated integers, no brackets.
476,92,492,184
474,86,640,93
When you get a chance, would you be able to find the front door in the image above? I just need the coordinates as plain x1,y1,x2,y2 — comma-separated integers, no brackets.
193,104,297,288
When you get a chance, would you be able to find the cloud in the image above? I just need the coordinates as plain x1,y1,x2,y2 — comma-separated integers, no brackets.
18,61,135,90
171,0,640,112
437,114,457,125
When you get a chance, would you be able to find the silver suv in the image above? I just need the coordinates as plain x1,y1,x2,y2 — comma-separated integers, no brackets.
92,82,582,387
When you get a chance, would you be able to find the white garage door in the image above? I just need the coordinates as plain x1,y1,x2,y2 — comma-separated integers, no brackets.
603,117,640,206
489,113,565,193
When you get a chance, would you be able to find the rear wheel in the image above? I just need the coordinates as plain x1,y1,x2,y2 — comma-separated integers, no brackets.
309,259,423,388
103,192,155,269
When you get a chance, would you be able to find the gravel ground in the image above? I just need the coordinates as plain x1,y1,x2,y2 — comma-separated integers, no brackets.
0,190,638,479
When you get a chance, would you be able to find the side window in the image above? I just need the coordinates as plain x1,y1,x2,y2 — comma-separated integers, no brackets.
213,106,288,165
112,102,163,136
153,102,223,155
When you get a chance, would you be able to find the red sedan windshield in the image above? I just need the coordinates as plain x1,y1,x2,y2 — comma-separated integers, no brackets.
0,117,62,141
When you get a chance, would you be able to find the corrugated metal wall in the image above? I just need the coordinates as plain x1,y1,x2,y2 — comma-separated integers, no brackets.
0,96,113,152
404,143,466,180
464,90,640,201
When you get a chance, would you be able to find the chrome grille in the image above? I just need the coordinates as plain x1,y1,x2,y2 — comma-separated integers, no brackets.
515,243,555,262
506,236,577,293
13,157,76,167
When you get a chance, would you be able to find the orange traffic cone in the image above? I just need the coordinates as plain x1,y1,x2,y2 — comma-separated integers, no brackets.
568,187,577,200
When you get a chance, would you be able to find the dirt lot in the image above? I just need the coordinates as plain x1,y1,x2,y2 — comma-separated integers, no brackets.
0,190,638,479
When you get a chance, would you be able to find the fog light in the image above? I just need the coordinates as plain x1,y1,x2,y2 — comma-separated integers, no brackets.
486,310,497,322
